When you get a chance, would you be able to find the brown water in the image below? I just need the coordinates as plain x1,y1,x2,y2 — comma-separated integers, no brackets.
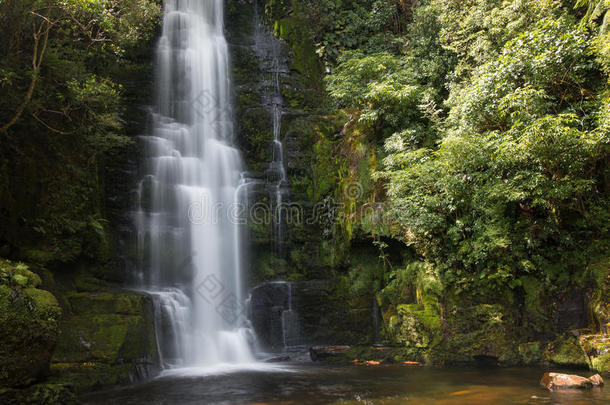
82,364,609,404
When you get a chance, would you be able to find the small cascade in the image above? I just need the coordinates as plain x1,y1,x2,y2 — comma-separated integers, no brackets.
280,282,302,350
253,2,289,256
148,289,192,368
249,281,302,352
372,296,382,345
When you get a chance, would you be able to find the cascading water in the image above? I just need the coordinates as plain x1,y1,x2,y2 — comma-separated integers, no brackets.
253,3,289,256
134,0,255,370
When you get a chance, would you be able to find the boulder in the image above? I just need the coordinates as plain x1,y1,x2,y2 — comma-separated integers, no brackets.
50,289,159,392
590,374,604,386
249,282,294,351
0,260,61,388
544,334,588,368
540,372,604,390
579,334,610,374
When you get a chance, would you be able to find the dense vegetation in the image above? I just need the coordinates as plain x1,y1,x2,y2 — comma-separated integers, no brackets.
279,0,610,302
1,0,610,399
0,0,160,265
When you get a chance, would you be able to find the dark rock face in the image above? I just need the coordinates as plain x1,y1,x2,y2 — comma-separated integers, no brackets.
249,280,374,351
249,282,295,351
309,346,351,361
556,289,589,331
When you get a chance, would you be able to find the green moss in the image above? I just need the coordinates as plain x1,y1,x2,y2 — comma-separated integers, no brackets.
435,303,519,365
0,258,42,288
0,259,61,388
49,362,134,394
579,334,610,374
267,1,324,110
0,383,77,405
545,334,588,368
518,342,545,365
50,289,158,393
393,299,441,351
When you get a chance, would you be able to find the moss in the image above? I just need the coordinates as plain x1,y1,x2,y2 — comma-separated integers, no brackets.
0,258,42,288
0,383,77,405
392,299,441,352
50,289,158,393
66,292,144,316
437,303,520,365
0,260,61,388
518,342,545,365
520,276,552,335
545,334,588,368
267,1,324,110
587,255,610,334
579,334,610,375
49,362,135,394
251,251,289,282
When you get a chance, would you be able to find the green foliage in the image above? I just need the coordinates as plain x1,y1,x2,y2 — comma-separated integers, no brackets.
0,0,160,263
322,0,609,305
295,0,411,65
448,17,595,134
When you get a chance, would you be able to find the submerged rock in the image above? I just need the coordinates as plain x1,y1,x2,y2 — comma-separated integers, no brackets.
540,372,604,390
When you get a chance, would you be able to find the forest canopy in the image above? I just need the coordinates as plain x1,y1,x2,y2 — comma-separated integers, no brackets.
289,0,610,296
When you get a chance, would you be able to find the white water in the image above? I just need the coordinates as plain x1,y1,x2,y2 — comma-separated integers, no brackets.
253,5,289,256
134,0,256,371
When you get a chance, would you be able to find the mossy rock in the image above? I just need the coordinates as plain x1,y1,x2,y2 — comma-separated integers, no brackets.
49,362,142,394
579,334,610,375
51,290,158,392
391,296,441,351
545,333,588,368
0,259,61,388
518,342,545,365
0,383,77,405
587,256,610,334
439,303,519,365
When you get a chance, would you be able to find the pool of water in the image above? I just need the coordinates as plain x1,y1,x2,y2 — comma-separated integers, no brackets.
82,364,609,404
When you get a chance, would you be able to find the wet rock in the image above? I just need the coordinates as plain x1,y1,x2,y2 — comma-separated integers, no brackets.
540,372,603,390
249,282,293,351
264,355,291,363
589,374,604,386
309,346,352,361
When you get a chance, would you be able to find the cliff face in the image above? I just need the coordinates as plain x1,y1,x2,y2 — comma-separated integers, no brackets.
227,0,377,345
230,0,610,374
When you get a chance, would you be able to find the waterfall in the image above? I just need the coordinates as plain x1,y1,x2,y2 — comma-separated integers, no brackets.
253,3,289,256
134,0,254,369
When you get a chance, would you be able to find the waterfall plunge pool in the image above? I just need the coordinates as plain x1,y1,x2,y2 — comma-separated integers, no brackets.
82,364,609,404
